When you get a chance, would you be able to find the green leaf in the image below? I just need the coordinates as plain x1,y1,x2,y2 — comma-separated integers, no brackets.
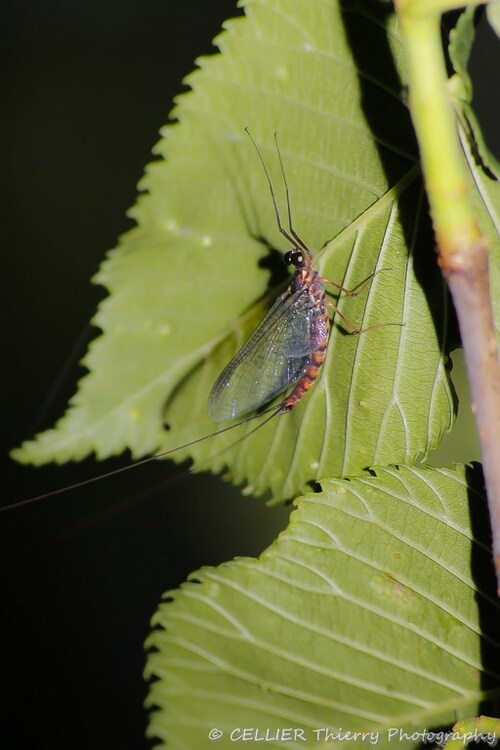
487,0,500,39
448,7,500,330
13,0,455,500
145,465,500,748
449,7,500,179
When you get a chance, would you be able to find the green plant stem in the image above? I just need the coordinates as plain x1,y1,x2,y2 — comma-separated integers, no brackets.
400,11,479,249
396,0,500,593
442,716,500,748
398,0,486,17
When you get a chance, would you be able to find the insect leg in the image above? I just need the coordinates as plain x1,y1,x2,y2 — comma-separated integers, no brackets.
328,300,404,335
320,268,391,298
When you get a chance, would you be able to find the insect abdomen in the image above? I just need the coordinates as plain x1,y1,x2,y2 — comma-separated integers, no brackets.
282,304,329,412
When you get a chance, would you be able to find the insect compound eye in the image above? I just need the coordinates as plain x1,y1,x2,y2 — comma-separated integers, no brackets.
283,250,303,267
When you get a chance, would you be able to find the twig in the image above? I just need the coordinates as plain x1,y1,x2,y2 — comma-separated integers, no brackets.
396,0,500,593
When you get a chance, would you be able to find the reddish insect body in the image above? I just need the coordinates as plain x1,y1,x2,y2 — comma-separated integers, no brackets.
208,131,330,424
280,251,329,411
208,245,329,423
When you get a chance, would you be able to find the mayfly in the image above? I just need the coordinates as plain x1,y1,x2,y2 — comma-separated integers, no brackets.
208,128,374,423
8,129,374,510
209,130,331,424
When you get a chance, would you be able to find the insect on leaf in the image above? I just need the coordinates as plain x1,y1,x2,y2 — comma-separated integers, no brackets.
13,0,455,500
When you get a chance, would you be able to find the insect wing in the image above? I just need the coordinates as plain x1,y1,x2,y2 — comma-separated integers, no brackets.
208,287,315,423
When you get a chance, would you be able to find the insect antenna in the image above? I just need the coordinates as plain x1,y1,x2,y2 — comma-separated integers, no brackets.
272,132,311,256
244,127,304,252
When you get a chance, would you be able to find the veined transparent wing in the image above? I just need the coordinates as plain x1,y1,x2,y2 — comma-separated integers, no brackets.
208,287,317,423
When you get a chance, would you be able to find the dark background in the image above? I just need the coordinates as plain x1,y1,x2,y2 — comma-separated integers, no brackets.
2,3,499,749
